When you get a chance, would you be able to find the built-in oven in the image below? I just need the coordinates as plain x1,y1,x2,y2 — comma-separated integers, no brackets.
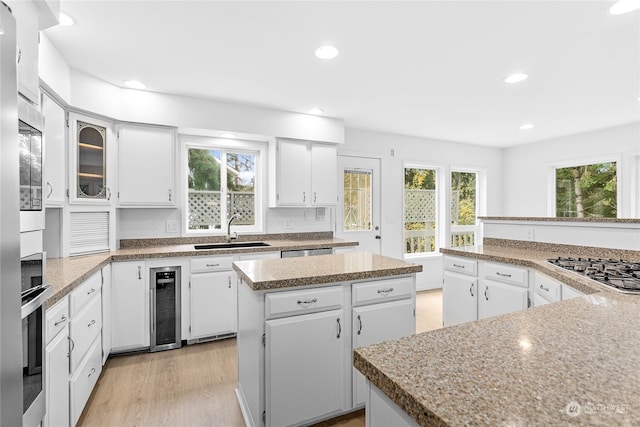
21,252,51,427
18,97,45,233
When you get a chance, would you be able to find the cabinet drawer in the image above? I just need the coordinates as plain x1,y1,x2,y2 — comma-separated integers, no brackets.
352,277,414,307
483,262,528,288
70,336,102,427
70,271,102,316
562,285,584,300
70,295,102,373
46,298,69,344
191,256,234,273
534,272,561,303
265,286,343,320
444,257,477,276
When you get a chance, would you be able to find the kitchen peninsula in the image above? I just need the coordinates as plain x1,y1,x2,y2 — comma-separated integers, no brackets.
232,252,422,427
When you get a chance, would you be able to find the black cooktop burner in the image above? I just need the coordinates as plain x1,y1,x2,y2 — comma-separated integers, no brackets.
547,257,640,293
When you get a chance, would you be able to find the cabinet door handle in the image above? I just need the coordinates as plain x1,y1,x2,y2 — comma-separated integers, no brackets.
67,336,75,357
87,319,96,327
357,315,363,335
377,287,394,295
297,298,317,305
138,266,142,280
168,189,172,202
87,288,96,295
469,283,474,297
336,318,342,339
228,276,231,289
484,286,489,301
16,47,21,64
47,182,53,198
539,284,550,292
302,192,306,203
496,272,512,278
150,290,155,334
88,367,96,378
314,192,317,203
54,315,67,326
107,187,112,200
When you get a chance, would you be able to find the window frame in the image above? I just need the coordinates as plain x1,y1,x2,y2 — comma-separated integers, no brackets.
402,162,442,258
181,135,267,235
547,154,622,219
449,167,482,248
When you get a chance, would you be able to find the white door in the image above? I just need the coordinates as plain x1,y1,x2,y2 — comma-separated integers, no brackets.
443,271,478,326
42,94,66,206
337,156,381,254
277,139,309,206
265,309,346,427
352,299,415,406
190,271,236,338
478,279,528,320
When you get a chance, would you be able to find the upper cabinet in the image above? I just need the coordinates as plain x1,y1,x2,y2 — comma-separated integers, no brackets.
116,124,176,207
9,0,40,105
269,138,337,207
68,113,115,205
42,93,66,206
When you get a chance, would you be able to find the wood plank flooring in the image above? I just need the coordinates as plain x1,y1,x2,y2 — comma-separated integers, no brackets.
78,289,442,427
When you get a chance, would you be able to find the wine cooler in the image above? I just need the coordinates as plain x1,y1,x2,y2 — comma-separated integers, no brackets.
149,266,181,352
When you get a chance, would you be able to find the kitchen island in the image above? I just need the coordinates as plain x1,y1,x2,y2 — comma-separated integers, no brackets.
232,252,422,427
354,244,640,427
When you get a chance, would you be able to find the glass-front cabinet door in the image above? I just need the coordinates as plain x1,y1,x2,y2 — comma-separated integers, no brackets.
69,113,113,204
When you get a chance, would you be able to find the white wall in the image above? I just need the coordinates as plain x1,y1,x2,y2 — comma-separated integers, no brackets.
341,128,504,290
503,123,640,217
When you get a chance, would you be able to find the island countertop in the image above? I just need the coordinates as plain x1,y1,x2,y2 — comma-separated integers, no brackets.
354,290,640,426
232,252,423,291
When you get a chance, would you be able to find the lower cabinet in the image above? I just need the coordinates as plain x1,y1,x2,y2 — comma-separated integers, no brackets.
190,270,236,339
443,271,477,326
45,320,70,427
111,260,149,351
70,337,102,426
478,278,529,319
265,309,347,427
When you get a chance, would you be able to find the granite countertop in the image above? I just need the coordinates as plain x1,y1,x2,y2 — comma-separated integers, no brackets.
233,252,423,291
354,291,640,426
45,237,357,307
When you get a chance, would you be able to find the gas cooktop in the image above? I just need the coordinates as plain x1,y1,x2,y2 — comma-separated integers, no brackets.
547,257,640,294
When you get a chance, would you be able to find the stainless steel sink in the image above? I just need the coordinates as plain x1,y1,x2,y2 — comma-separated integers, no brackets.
194,241,271,250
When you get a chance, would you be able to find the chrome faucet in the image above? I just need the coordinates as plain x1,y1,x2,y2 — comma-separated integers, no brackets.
226,213,241,242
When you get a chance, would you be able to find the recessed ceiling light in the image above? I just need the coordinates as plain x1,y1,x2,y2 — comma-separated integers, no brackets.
520,123,535,130
505,73,528,84
307,108,324,115
220,133,236,138
124,80,146,90
609,0,640,15
315,46,339,60
59,12,75,26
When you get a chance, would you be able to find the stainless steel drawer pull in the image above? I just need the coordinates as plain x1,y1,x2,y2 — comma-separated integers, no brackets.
357,315,363,335
453,264,465,269
336,318,342,338
469,283,474,297
377,287,394,294
88,367,96,378
206,263,220,267
484,286,489,301
297,298,317,305
87,288,96,295
539,284,550,292
496,272,512,278
88,319,96,327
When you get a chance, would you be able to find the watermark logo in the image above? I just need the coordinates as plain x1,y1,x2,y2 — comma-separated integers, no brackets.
566,401,581,417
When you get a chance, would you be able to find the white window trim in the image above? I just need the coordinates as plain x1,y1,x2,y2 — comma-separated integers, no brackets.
449,167,484,248
402,161,443,257
546,154,622,218
181,135,267,235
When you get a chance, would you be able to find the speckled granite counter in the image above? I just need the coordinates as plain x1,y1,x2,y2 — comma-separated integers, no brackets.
45,237,357,307
354,291,640,426
233,252,422,291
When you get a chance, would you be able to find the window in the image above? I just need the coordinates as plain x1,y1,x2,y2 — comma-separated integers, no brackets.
451,171,477,247
404,166,437,255
185,139,263,233
555,162,617,218
343,169,372,232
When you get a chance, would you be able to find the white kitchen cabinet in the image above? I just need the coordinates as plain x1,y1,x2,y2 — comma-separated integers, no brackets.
8,0,39,104
352,299,414,407
534,271,562,304
265,308,347,427
269,138,337,207
190,270,236,339
101,264,112,364
42,93,66,206
443,271,478,326
478,278,529,319
69,336,102,426
111,261,149,352
45,298,70,427
367,383,418,427
533,293,550,307
117,124,176,207
562,284,584,300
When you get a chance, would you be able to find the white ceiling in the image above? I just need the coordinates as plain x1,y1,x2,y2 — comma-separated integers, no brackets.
44,1,640,147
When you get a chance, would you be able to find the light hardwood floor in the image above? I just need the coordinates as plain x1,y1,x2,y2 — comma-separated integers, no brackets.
78,289,442,427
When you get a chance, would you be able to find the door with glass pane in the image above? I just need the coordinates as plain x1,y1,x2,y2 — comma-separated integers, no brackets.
337,156,381,254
